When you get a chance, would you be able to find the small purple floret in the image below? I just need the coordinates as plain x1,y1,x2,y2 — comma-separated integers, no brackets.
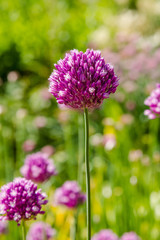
49,49,119,109
91,229,119,240
144,83,160,119
54,181,86,208
121,232,140,240
0,221,8,235
27,221,56,240
0,178,48,224
20,152,57,183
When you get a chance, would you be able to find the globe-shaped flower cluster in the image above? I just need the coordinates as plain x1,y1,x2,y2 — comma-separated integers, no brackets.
91,229,119,240
49,49,119,110
20,152,57,183
0,178,48,224
27,222,56,240
144,83,160,119
54,181,86,208
121,232,140,240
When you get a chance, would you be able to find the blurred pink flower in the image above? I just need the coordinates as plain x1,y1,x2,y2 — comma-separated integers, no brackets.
122,81,137,93
41,145,55,157
7,71,19,82
34,116,47,128
120,114,134,125
125,101,136,111
40,88,52,100
92,229,118,240
120,44,137,57
54,181,86,208
154,48,160,62
0,221,8,235
57,109,70,124
103,134,116,151
114,92,125,103
144,83,160,119
128,150,143,162
22,140,36,152
21,152,57,183
27,221,56,240
121,232,140,240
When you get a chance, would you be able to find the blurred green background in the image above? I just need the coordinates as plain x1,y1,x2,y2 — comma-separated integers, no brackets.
0,0,160,239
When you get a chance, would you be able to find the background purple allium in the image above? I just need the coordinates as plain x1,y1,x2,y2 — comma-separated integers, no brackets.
0,221,8,235
20,152,57,183
54,181,86,208
121,232,140,240
91,229,119,240
27,221,56,240
49,49,119,109
144,83,160,119
0,178,48,224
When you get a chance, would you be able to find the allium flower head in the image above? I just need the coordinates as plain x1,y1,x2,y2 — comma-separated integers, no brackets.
144,83,160,119
27,222,56,240
92,229,119,240
0,221,8,235
20,152,57,183
121,232,140,240
49,49,119,109
54,181,86,208
0,178,48,224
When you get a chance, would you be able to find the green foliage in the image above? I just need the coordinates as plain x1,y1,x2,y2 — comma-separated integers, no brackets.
0,0,160,239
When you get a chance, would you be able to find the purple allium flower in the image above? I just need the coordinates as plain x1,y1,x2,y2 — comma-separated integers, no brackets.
121,232,140,240
54,181,86,208
0,178,48,225
27,222,56,240
0,221,8,235
144,83,160,119
49,49,119,110
20,152,57,183
92,229,119,240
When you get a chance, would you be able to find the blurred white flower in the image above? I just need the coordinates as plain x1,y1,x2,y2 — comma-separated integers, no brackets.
128,149,143,162
103,134,116,151
102,186,112,199
93,214,100,223
16,108,27,119
130,176,137,185
137,206,147,217
90,133,103,146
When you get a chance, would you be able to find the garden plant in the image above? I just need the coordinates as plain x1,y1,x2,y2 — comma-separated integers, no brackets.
0,0,160,240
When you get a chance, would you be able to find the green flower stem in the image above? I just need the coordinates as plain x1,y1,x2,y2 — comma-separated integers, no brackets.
84,108,91,240
71,210,78,240
78,114,84,185
22,220,26,240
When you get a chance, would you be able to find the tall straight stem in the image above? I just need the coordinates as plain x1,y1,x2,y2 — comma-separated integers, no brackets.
71,210,78,240
22,220,26,240
84,108,91,240
78,114,84,185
